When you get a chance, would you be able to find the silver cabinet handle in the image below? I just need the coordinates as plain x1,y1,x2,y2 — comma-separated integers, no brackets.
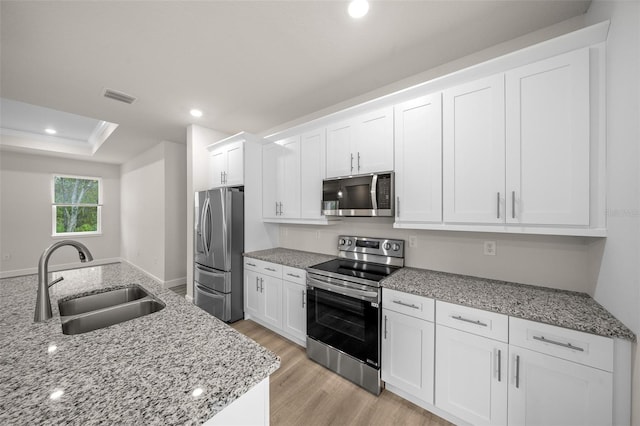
515,355,520,388
392,299,420,310
533,335,585,352
302,290,306,308
350,153,354,173
497,349,502,382
357,151,361,171
512,191,516,219
275,201,279,216
287,273,301,278
396,196,400,217
260,277,264,293
221,171,224,184
247,262,256,267
279,202,283,216
255,277,259,292
497,192,501,219
265,267,276,272
451,315,488,327
384,315,388,339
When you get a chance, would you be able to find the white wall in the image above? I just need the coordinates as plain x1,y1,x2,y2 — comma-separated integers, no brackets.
0,151,121,277
121,141,187,286
584,2,640,424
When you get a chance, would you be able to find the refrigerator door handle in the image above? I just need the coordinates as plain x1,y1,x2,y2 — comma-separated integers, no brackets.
202,195,212,256
220,189,231,271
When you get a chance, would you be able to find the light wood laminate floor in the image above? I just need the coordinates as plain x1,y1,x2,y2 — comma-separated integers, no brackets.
231,319,453,426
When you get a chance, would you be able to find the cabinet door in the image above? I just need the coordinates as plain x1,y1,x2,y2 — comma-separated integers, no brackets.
508,346,612,426
244,269,261,319
261,274,282,329
326,119,354,178
355,107,394,174
262,143,280,219
394,94,442,223
279,136,301,218
435,324,508,426
282,280,306,342
225,140,244,187
506,49,590,226
381,309,434,404
300,128,326,219
209,148,226,188
443,74,505,224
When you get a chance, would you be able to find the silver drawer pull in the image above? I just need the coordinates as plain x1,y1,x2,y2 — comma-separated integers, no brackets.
246,262,256,267
533,335,585,352
265,267,276,272
287,273,301,278
451,315,488,327
392,299,420,310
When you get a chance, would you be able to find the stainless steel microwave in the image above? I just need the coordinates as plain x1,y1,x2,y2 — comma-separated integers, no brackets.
322,172,394,217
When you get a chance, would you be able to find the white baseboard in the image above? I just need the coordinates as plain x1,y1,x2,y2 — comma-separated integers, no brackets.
0,257,122,279
120,259,186,289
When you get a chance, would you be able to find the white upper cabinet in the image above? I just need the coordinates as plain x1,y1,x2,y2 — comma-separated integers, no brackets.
443,74,506,224
505,48,590,226
262,137,301,219
300,128,326,219
326,106,394,178
209,139,244,188
394,94,443,224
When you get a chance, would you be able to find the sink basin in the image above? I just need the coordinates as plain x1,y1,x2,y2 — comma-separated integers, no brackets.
58,285,151,316
58,285,165,335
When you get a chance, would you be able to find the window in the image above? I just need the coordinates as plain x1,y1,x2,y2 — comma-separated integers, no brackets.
52,175,102,236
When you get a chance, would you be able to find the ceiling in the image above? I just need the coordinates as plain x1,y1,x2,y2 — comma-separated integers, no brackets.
0,0,591,164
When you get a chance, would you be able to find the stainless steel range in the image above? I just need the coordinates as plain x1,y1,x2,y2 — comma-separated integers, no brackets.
306,235,404,395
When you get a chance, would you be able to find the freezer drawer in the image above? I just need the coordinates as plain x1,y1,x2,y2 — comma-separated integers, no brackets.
194,284,231,322
195,263,231,293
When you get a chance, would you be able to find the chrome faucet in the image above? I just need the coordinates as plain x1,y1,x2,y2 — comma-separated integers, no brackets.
34,240,94,322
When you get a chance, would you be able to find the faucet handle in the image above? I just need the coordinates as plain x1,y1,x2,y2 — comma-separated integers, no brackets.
48,276,64,288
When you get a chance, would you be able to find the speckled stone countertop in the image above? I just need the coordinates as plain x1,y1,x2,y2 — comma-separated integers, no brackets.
383,267,635,341
0,262,280,425
244,247,335,269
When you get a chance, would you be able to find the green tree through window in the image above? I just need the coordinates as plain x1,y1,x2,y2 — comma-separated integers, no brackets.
53,175,101,234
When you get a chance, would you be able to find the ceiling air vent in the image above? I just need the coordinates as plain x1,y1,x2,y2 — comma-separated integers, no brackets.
103,88,137,104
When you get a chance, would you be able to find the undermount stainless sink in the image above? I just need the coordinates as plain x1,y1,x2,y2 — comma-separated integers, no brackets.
58,285,165,335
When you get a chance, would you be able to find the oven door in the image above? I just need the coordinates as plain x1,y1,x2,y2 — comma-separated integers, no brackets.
306,275,380,368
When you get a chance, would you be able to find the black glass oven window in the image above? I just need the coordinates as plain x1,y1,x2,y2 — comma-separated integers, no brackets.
307,287,379,366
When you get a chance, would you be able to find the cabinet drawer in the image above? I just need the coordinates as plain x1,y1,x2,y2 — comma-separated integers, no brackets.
509,317,613,372
436,301,508,343
383,288,434,322
243,258,282,278
282,266,306,285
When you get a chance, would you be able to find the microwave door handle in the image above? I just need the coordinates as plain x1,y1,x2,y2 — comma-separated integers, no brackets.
370,174,378,210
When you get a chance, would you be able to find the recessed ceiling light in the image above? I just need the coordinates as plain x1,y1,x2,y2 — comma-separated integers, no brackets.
45,128,57,135
190,109,203,118
348,0,369,18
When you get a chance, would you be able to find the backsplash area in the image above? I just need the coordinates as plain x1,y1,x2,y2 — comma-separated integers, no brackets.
278,218,595,295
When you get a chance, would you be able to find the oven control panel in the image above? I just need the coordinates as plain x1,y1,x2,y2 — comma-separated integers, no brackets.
338,235,404,258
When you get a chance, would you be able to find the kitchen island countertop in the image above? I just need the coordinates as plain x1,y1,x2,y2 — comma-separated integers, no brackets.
0,262,279,425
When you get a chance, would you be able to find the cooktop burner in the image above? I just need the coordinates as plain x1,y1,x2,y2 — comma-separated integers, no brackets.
309,258,401,283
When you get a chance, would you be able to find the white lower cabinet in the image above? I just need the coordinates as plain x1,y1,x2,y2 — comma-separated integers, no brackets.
435,324,508,426
244,258,307,347
507,317,614,426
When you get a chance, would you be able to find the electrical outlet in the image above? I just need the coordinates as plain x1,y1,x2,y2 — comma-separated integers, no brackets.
484,241,497,256
409,236,418,248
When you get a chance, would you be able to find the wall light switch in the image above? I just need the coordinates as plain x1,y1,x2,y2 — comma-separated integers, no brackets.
409,236,418,248
484,241,497,256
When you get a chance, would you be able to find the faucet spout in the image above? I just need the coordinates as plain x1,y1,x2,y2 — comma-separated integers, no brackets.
34,240,94,322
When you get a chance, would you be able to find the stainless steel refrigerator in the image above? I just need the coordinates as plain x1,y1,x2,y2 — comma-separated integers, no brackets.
194,187,244,322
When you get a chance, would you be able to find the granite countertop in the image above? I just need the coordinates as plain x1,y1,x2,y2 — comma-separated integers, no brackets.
383,267,635,341
0,262,280,425
244,247,335,269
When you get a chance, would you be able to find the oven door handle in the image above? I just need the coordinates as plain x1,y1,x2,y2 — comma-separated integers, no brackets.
307,276,378,303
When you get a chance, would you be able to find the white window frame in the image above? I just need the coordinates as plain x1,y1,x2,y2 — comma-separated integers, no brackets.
51,174,103,237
